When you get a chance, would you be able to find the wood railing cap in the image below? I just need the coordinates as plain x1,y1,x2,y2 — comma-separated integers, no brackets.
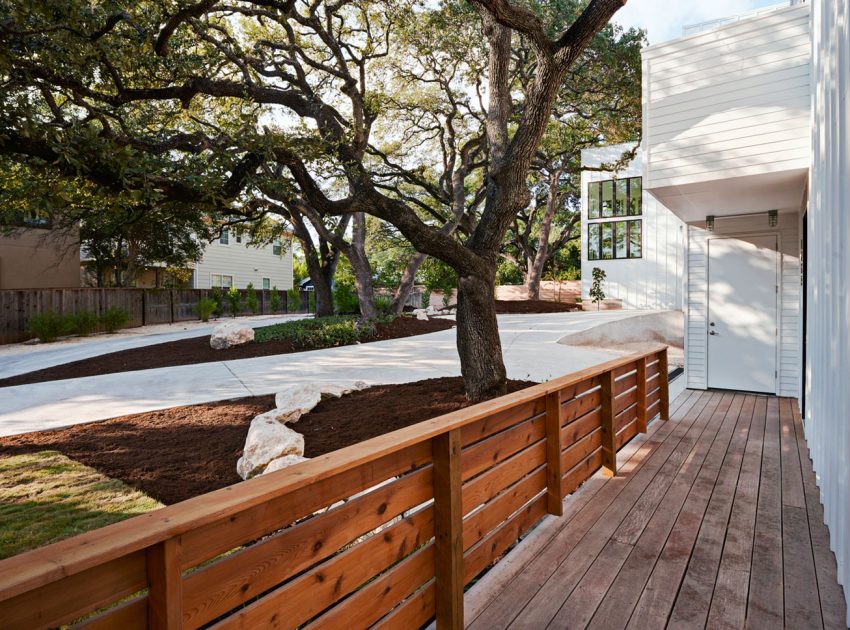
0,345,668,601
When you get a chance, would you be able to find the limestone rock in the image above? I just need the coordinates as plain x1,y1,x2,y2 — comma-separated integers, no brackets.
412,308,429,321
210,321,255,350
319,380,370,399
274,383,324,422
262,454,309,475
237,412,305,479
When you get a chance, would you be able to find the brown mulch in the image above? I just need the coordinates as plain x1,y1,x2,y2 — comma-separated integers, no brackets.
0,378,535,505
494,299,580,314
0,316,454,388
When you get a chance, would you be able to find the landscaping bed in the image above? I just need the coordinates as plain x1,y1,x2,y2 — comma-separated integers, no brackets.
0,315,454,388
494,299,580,314
0,377,535,506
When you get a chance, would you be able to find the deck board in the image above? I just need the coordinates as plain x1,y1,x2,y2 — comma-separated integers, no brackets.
467,390,848,630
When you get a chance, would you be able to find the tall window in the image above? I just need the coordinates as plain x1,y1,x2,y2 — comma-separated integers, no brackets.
211,274,233,288
587,177,642,260
262,278,271,290
219,228,230,245
272,238,282,256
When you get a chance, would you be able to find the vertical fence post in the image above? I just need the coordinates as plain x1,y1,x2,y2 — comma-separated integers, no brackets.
658,348,670,421
545,391,564,516
636,357,648,433
433,429,463,630
146,537,182,629
600,370,617,477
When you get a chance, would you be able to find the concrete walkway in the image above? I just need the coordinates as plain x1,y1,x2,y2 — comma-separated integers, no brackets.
0,310,684,437
0,313,309,379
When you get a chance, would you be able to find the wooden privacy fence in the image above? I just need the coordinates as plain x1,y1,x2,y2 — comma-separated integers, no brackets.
0,288,312,344
0,346,669,630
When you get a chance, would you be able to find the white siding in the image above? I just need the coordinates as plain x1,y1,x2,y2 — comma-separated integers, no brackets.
806,0,850,624
685,212,801,397
643,4,811,190
193,237,294,290
580,145,685,310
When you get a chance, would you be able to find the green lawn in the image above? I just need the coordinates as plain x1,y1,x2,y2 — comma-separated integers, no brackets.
0,450,162,559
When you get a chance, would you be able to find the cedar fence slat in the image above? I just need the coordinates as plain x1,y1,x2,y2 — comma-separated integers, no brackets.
0,346,669,629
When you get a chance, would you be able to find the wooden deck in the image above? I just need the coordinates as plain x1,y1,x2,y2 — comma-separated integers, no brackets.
466,389,848,629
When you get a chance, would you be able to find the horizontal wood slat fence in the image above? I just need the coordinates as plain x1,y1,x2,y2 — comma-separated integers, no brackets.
0,288,312,344
0,346,669,630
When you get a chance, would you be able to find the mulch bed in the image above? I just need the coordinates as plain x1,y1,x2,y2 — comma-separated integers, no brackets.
0,316,454,388
494,299,580,314
0,377,535,505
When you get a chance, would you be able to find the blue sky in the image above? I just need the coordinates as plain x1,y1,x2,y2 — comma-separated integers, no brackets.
613,0,789,44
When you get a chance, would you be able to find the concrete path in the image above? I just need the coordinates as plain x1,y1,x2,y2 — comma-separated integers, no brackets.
0,313,309,379
0,310,684,437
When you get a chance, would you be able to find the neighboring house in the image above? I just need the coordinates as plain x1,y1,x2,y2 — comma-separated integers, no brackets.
191,227,294,291
0,218,80,289
580,144,685,309
583,1,849,618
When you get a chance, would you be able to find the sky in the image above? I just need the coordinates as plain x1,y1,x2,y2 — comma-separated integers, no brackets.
613,0,790,45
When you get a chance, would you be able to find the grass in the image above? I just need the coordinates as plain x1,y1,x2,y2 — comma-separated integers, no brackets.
253,314,380,347
0,451,162,559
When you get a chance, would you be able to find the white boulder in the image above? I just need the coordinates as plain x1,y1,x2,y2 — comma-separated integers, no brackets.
210,321,255,350
262,454,309,475
274,383,325,423
318,380,370,399
237,413,305,479
412,308,429,321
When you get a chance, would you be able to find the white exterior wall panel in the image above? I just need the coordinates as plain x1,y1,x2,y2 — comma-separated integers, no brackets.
193,239,294,290
806,0,850,624
580,145,685,310
685,212,801,397
643,4,811,190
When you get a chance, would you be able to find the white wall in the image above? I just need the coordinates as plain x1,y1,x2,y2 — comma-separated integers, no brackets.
580,144,685,310
806,0,850,623
643,4,811,190
685,212,801,398
192,236,294,290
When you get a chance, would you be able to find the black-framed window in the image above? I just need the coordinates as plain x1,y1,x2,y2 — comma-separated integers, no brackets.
587,177,642,219
587,220,641,260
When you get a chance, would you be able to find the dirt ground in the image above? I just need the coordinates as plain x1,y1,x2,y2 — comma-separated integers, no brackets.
493,299,580,314
0,378,535,505
0,316,454,388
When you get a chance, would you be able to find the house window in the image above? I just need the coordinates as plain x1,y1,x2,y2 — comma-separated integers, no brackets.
219,228,230,245
587,177,643,260
211,274,233,288
262,278,270,290
272,238,282,256
236,234,242,244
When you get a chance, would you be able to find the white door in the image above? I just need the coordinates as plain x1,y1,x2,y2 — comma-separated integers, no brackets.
707,234,778,393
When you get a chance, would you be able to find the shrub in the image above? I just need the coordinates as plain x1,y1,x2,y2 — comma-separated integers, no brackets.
27,311,68,342
373,295,393,318
421,290,431,310
100,306,130,333
269,286,282,312
210,286,225,316
333,282,359,314
226,287,242,317
254,315,374,348
195,297,217,322
245,283,260,314
287,288,302,312
590,267,607,310
68,310,99,336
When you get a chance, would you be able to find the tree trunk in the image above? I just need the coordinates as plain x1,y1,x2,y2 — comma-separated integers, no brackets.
456,265,507,402
348,212,378,320
391,252,428,315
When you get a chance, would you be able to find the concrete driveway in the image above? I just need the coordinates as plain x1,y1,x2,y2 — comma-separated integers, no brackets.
0,310,682,437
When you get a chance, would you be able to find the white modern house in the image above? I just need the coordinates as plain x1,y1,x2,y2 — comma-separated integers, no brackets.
190,227,294,291
582,1,849,619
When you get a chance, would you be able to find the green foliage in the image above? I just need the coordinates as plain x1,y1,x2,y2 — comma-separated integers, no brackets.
253,316,379,349
244,283,260,314
226,287,242,318
100,307,130,333
373,295,393,317
210,287,225,317
419,258,457,308
333,282,359,314
421,290,431,310
68,310,99,336
496,259,524,286
269,287,282,313
287,288,302,312
590,267,606,309
195,298,217,322
308,291,316,313
27,311,67,342
292,257,309,284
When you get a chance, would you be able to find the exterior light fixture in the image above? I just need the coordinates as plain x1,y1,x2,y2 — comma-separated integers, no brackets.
768,210,778,227
706,215,715,231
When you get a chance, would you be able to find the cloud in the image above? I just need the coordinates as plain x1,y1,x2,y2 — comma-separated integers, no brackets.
613,0,788,45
